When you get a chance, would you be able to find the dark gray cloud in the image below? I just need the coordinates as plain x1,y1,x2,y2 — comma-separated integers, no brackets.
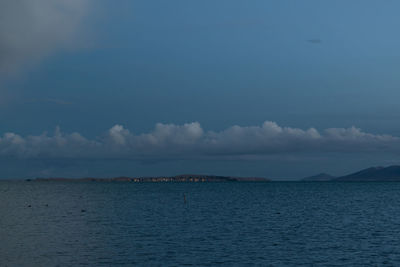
307,39,322,44
0,121,398,160
25,98,73,105
0,0,90,75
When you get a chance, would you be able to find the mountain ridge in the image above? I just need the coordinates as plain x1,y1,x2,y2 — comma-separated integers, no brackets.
302,165,400,182
334,165,400,181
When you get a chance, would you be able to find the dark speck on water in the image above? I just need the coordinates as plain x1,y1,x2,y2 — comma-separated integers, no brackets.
1,181,400,266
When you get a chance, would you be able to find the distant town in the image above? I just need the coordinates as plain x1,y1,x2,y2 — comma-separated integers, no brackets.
24,165,400,182
30,174,269,183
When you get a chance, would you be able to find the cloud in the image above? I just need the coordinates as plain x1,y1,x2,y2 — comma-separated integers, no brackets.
25,98,73,105
0,0,91,75
307,39,322,44
0,121,398,160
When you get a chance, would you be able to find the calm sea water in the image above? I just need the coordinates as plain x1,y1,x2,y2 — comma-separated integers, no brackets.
1,181,400,266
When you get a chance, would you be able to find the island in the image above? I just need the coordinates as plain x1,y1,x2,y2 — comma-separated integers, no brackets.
32,174,269,183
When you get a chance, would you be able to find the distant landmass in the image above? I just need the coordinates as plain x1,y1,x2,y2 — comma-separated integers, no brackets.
27,166,400,182
334,166,400,181
31,174,269,183
301,173,336,181
302,165,400,182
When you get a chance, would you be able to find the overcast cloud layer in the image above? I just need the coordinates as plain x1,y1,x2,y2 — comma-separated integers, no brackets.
0,0,90,75
0,121,398,160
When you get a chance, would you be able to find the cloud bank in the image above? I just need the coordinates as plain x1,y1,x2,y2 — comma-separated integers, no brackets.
0,0,90,75
0,121,398,160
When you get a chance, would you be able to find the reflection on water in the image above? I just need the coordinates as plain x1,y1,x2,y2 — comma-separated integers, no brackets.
1,181,400,266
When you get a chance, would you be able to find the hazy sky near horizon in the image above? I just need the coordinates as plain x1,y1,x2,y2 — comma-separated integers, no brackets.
1,0,400,179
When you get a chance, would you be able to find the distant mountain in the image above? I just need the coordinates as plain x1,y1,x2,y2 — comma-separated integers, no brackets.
334,166,400,181
301,173,336,181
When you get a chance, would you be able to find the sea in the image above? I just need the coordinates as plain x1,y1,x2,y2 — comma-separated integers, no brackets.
1,181,400,266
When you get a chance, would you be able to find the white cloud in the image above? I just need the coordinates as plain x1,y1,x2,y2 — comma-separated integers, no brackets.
0,121,398,160
108,125,130,145
137,122,204,147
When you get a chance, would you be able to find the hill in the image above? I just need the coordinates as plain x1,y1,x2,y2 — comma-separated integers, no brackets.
334,166,400,181
301,173,336,181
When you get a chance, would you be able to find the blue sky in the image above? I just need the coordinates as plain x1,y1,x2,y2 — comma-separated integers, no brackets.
1,0,400,179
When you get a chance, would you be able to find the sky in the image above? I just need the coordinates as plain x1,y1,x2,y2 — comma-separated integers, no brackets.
1,0,400,179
